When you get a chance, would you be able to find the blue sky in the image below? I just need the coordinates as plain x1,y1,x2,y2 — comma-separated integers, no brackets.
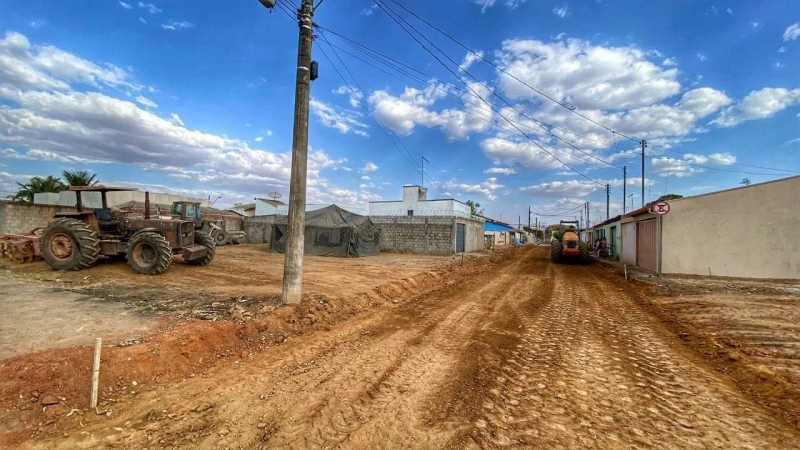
1,0,798,224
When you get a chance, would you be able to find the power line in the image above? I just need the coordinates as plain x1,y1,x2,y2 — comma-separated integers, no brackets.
531,203,586,217
315,40,438,188
318,26,636,153
652,145,800,174
653,156,792,176
371,0,605,186
384,0,641,144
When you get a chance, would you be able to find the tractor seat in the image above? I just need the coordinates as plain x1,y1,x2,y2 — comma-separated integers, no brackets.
95,208,112,222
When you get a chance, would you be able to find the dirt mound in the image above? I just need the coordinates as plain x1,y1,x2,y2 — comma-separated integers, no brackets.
0,250,507,447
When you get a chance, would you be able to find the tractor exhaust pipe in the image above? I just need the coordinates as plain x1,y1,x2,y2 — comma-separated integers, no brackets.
144,192,151,219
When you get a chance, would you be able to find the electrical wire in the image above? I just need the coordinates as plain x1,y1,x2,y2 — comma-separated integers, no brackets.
652,145,800,174
315,41,439,188
384,0,641,144
317,26,636,153
371,0,606,186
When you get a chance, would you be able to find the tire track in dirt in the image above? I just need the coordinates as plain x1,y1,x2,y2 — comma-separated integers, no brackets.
454,248,800,449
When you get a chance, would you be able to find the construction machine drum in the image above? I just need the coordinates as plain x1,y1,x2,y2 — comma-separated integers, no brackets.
41,218,101,271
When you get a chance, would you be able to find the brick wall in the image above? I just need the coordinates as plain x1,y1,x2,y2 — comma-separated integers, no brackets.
0,201,77,234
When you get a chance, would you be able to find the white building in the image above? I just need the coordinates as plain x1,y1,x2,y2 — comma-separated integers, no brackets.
34,190,207,208
254,198,339,216
369,185,472,217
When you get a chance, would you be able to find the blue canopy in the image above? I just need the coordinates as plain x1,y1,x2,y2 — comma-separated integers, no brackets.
484,221,514,232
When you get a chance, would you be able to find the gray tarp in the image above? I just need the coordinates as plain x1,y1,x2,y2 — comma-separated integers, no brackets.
270,205,381,257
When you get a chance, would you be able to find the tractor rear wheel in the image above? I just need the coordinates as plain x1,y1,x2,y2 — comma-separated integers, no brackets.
579,242,593,265
550,240,563,263
127,232,172,275
212,229,228,247
41,218,100,271
186,231,215,266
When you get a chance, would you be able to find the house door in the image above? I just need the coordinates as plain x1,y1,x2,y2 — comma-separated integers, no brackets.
456,223,466,253
609,226,617,258
636,219,658,272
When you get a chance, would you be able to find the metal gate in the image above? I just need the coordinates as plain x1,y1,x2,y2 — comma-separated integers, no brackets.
456,223,466,253
636,219,658,272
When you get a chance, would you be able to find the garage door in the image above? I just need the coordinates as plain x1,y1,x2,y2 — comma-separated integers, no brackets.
456,223,466,253
636,219,658,272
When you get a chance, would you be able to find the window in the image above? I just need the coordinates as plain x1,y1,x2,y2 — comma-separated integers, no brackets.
187,204,200,219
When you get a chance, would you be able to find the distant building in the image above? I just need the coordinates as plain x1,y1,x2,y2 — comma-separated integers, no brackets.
369,185,472,218
232,203,256,217
483,218,515,248
368,185,483,254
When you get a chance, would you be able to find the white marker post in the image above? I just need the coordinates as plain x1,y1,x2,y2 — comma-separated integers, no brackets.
90,338,102,409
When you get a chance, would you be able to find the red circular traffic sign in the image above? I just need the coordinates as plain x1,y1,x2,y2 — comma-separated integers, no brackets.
651,201,670,215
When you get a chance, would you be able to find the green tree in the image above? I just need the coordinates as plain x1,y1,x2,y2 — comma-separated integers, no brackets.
11,176,66,203
465,200,484,216
646,193,683,207
62,170,99,187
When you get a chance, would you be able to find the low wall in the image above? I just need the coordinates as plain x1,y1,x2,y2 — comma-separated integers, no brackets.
244,215,278,244
0,201,78,234
371,216,484,255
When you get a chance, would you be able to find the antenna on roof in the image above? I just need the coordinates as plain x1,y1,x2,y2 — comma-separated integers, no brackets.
268,191,282,201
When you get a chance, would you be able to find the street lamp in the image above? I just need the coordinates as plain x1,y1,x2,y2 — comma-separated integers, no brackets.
257,0,276,8
626,194,634,211
210,196,222,207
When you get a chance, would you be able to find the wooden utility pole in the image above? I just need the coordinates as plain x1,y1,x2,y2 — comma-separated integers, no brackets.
606,184,610,221
282,0,315,305
623,166,627,213
641,140,647,208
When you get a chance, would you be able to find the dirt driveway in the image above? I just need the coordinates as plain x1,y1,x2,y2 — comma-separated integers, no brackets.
7,246,799,449
0,277,157,360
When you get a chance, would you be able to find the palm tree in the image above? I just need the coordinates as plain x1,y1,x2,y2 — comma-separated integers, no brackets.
62,170,99,187
12,176,66,203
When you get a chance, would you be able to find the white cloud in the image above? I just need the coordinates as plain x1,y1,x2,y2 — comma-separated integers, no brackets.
139,17,147,24
254,136,263,142
553,6,570,18
333,85,363,108
778,46,787,53
497,38,682,110
459,51,484,72
309,98,369,137
135,94,158,108
784,23,800,41
650,157,703,177
726,8,734,15
361,162,379,174
443,177,504,201
266,129,273,137
483,167,517,175
662,57,677,66
711,87,800,127
361,175,370,181
361,5,378,15
697,53,708,62
1,148,108,164
0,31,140,92
787,138,800,145
775,62,785,69
521,180,599,198
368,81,493,140
119,1,133,9
169,112,183,126
162,21,194,31
138,2,162,14
473,0,496,13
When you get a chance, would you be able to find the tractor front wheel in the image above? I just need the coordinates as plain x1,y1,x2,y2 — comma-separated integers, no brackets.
127,232,172,275
550,240,563,263
579,242,593,265
186,231,215,266
212,229,228,247
41,218,100,271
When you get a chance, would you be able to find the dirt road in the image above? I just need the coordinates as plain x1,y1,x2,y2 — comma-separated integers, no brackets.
17,246,800,449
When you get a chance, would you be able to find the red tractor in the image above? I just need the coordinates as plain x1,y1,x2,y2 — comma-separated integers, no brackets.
40,186,215,275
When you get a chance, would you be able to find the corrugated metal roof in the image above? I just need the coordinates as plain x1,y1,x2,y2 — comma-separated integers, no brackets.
484,222,514,232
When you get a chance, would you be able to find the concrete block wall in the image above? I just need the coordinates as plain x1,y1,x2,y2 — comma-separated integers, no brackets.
0,201,76,234
461,218,485,253
244,215,278,244
372,216,454,255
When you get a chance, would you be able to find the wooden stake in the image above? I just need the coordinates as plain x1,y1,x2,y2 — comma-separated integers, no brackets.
90,338,102,409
